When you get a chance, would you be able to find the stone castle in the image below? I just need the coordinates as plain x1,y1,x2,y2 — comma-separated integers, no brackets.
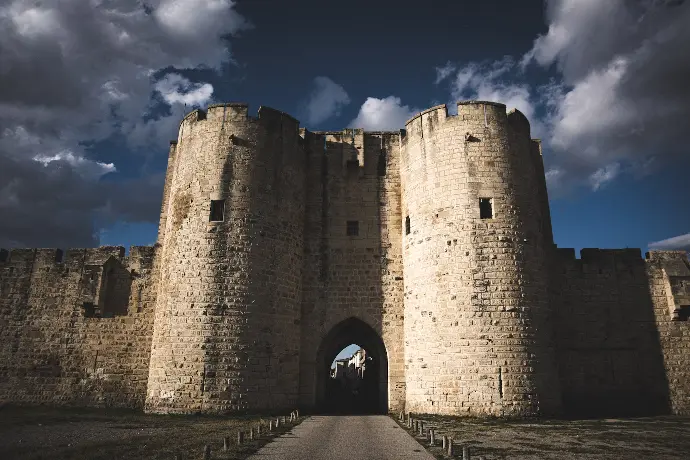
1,101,689,417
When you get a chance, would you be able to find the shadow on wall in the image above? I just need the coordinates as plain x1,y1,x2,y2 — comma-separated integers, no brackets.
300,132,396,414
552,249,675,418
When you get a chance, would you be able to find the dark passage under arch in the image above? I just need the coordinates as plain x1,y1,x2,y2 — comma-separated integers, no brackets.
315,317,388,414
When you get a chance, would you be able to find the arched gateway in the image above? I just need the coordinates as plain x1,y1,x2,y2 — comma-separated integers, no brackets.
143,101,564,417
315,318,388,414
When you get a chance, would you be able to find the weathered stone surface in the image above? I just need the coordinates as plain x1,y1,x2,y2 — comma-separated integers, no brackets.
0,101,688,417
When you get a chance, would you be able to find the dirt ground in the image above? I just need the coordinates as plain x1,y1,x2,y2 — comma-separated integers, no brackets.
399,413,690,459
2,405,689,459
0,405,298,460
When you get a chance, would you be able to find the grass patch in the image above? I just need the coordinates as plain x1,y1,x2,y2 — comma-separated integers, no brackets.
393,413,690,459
0,405,302,460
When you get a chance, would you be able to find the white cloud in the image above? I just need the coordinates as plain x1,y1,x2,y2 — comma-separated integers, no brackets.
303,77,350,126
154,0,249,40
548,57,633,150
520,0,690,195
434,61,456,84
649,233,690,251
588,163,620,191
33,151,116,181
435,0,690,196
348,96,419,131
154,73,214,106
441,57,542,136
0,0,250,247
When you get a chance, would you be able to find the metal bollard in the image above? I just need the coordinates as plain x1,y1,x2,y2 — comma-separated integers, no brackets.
269,420,273,431
442,435,447,450
447,438,454,457
250,427,255,441
237,430,244,445
399,410,404,421
203,445,211,460
408,417,412,428
430,428,435,446
276,417,280,428
223,436,229,451
463,445,471,460
296,409,299,418
419,421,424,437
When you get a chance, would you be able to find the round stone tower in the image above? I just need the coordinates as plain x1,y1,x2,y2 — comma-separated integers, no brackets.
145,103,306,414
400,101,562,417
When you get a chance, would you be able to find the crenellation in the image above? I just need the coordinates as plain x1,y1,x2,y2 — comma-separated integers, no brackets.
83,246,125,265
206,102,249,121
1,99,688,417
507,109,530,137
646,250,690,262
4,247,36,263
555,247,577,260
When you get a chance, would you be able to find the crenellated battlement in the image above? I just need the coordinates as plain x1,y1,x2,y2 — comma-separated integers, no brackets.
0,245,156,270
401,101,536,148
404,103,450,127
553,247,690,279
178,103,301,138
645,250,690,262
554,247,646,262
507,108,531,137
580,247,644,263
300,129,402,177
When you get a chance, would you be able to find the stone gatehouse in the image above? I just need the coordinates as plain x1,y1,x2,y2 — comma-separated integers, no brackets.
1,101,688,417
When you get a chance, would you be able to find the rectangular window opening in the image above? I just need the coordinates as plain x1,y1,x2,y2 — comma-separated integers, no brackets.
677,305,690,321
209,200,225,222
405,216,411,235
346,220,359,236
479,198,493,219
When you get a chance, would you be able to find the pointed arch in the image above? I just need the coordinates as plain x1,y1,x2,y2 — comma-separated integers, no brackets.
314,317,388,414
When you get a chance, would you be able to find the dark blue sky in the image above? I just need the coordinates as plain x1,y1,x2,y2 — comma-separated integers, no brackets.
2,0,688,255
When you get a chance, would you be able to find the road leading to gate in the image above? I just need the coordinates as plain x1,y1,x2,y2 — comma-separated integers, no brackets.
248,415,434,460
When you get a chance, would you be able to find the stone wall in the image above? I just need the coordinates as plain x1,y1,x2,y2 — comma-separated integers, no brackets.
551,248,690,416
400,102,562,417
297,129,406,413
145,104,306,414
0,245,157,408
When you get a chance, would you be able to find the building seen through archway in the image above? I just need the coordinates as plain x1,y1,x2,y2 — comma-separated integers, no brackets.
316,317,388,414
327,345,380,414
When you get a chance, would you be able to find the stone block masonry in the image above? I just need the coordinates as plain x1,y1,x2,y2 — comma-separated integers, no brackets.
0,100,688,417
0,246,158,408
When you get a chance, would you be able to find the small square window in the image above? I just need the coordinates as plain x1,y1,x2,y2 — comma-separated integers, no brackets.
346,221,359,236
209,200,225,222
405,216,411,235
677,305,690,321
479,198,493,219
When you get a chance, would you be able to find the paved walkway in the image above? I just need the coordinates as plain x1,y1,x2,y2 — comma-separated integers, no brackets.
248,415,434,460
